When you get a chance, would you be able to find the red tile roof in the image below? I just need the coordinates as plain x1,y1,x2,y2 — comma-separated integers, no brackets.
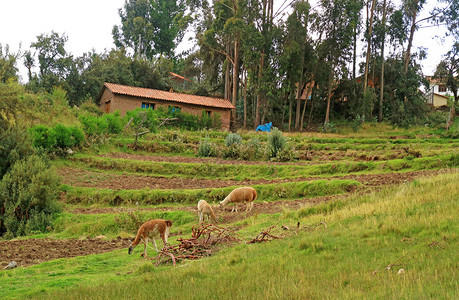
103,82,235,110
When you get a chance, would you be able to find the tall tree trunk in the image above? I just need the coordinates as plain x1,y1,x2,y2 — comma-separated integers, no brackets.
379,0,387,122
255,52,265,128
404,0,419,74
308,88,315,128
224,42,231,101
231,39,240,129
300,81,314,131
243,68,247,129
353,25,357,80
295,81,304,131
325,67,333,123
364,0,377,93
288,90,293,131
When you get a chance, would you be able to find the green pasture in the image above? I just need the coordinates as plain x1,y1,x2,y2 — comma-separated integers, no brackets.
0,171,457,299
61,179,361,205
62,152,458,181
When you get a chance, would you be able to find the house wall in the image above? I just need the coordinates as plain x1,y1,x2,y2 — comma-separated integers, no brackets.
100,90,231,130
433,94,448,107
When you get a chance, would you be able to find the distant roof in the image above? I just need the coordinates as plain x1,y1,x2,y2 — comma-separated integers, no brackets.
100,82,234,110
169,72,191,82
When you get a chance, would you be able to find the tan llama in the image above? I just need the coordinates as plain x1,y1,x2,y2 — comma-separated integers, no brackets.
219,187,257,212
197,199,217,223
128,219,172,257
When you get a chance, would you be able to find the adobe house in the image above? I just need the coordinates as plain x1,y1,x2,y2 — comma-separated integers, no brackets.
97,82,235,130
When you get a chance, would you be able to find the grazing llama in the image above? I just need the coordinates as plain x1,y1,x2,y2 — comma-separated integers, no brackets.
128,219,172,257
197,199,217,223
219,187,257,212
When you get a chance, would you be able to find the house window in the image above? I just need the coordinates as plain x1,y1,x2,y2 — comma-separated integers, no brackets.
142,102,155,109
205,110,211,117
168,106,181,113
438,85,447,93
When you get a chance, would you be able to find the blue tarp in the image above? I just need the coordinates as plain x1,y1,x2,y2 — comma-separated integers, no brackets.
255,122,272,132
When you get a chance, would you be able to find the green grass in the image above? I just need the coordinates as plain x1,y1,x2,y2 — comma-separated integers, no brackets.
65,153,458,181
60,179,361,205
1,171,457,299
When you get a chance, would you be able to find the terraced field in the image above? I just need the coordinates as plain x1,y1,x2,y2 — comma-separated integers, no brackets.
1,129,458,299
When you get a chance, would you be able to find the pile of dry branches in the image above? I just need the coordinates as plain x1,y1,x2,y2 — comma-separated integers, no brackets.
247,221,328,244
155,223,240,266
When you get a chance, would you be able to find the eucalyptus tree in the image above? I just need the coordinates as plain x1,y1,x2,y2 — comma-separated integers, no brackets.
402,0,426,74
113,0,193,59
28,31,75,96
0,44,19,83
313,0,361,124
363,0,377,92
279,0,314,131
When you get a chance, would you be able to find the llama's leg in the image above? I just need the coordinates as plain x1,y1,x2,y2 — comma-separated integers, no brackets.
152,239,159,252
231,205,235,213
142,238,148,257
199,211,203,223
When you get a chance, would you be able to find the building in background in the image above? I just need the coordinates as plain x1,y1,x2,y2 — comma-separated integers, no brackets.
97,82,235,130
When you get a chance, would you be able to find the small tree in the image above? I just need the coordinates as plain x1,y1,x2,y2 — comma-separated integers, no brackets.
268,128,286,158
0,155,61,237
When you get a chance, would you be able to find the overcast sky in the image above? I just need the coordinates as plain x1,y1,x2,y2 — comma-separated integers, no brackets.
0,0,453,83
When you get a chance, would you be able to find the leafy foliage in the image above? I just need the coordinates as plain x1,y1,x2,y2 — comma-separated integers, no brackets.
0,155,61,237
268,128,287,158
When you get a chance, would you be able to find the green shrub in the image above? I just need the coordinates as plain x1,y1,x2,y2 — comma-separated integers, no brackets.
212,113,222,129
0,155,61,237
268,128,286,158
105,111,124,134
197,138,219,157
51,124,73,148
1,125,36,180
225,133,242,147
199,111,213,129
29,125,56,149
69,126,85,146
79,113,108,136
30,124,84,151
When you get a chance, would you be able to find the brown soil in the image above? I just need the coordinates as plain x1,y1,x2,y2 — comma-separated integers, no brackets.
0,237,130,268
57,166,442,191
99,152,313,166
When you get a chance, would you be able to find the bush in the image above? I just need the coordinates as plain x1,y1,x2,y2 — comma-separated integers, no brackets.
79,113,109,136
199,111,213,129
268,128,286,158
105,111,124,134
0,155,61,237
197,138,219,157
0,125,35,179
225,133,242,147
52,124,73,148
30,124,85,151
29,125,56,149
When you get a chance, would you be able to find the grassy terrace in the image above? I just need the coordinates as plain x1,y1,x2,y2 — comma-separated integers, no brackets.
1,171,457,299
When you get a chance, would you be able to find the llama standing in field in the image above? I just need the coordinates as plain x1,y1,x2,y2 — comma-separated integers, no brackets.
219,187,257,212
128,219,172,257
197,199,217,223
